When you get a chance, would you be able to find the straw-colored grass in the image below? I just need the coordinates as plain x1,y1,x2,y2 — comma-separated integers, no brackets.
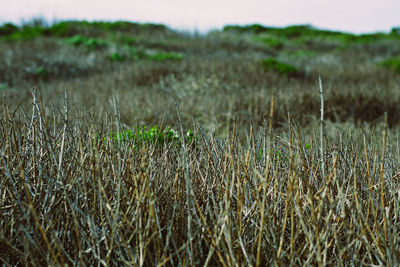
1,91,399,266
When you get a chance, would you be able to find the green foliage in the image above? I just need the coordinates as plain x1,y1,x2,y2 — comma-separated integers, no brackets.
259,58,298,76
254,36,284,49
113,34,137,45
107,126,194,147
109,52,125,61
223,24,271,34
391,27,400,35
146,52,183,61
6,26,44,40
47,21,80,37
35,66,48,76
129,47,147,60
381,57,400,73
65,34,108,50
0,23,19,37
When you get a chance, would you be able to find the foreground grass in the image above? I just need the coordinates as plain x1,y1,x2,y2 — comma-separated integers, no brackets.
1,93,399,266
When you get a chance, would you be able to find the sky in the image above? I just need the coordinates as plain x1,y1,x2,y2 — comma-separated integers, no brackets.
1,0,399,34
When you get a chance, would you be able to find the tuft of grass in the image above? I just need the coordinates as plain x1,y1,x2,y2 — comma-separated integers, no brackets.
109,52,125,61
254,36,284,49
381,57,400,74
65,34,108,50
259,57,298,76
146,52,184,61
107,125,194,147
0,23,19,37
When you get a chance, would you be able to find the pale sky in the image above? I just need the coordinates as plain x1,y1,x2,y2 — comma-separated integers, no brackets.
1,0,399,34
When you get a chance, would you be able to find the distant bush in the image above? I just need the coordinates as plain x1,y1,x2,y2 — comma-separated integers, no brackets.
146,52,183,61
381,57,400,73
5,26,44,40
109,52,125,61
259,58,298,76
0,23,19,37
391,27,400,35
254,36,284,49
65,35,108,50
113,34,137,45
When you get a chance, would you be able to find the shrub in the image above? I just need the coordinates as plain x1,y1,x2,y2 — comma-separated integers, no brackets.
114,34,137,45
146,52,183,61
381,57,400,73
5,26,44,40
0,23,19,37
109,52,125,61
259,58,298,76
107,126,194,147
254,36,284,49
65,35,108,50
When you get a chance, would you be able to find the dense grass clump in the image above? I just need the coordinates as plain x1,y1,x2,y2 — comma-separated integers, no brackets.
1,19,400,265
259,58,298,76
1,93,400,266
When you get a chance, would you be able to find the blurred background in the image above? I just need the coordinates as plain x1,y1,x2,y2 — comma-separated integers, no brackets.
1,0,399,33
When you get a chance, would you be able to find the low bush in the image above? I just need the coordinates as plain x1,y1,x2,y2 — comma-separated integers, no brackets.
259,57,298,76
65,34,108,50
381,57,400,73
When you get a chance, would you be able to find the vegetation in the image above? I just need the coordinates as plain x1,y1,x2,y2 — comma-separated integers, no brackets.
259,58,298,76
1,19,400,265
381,57,400,74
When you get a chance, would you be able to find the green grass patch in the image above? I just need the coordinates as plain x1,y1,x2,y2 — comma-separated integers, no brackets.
65,34,108,50
0,23,19,37
109,52,125,61
146,52,183,61
259,58,298,76
254,36,284,49
113,34,137,45
107,125,194,147
381,57,400,73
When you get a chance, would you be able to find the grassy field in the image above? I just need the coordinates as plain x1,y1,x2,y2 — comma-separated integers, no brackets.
1,20,400,265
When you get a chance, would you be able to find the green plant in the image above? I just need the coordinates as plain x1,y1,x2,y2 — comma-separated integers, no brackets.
0,23,19,37
381,57,400,73
107,126,194,147
259,58,298,76
65,34,108,50
114,34,137,45
6,26,44,40
146,52,183,61
254,36,284,49
129,47,146,60
109,52,125,61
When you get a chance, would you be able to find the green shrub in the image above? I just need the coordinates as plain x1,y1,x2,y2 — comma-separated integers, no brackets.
109,52,125,61
65,35,108,50
0,23,19,37
114,34,137,45
381,57,400,73
259,58,298,76
391,27,400,35
254,36,284,49
107,126,194,147
6,26,44,40
146,52,183,61
47,21,79,37
129,47,147,60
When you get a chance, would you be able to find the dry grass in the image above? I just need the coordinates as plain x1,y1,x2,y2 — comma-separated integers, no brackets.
1,21,400,265
1,91,400,265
